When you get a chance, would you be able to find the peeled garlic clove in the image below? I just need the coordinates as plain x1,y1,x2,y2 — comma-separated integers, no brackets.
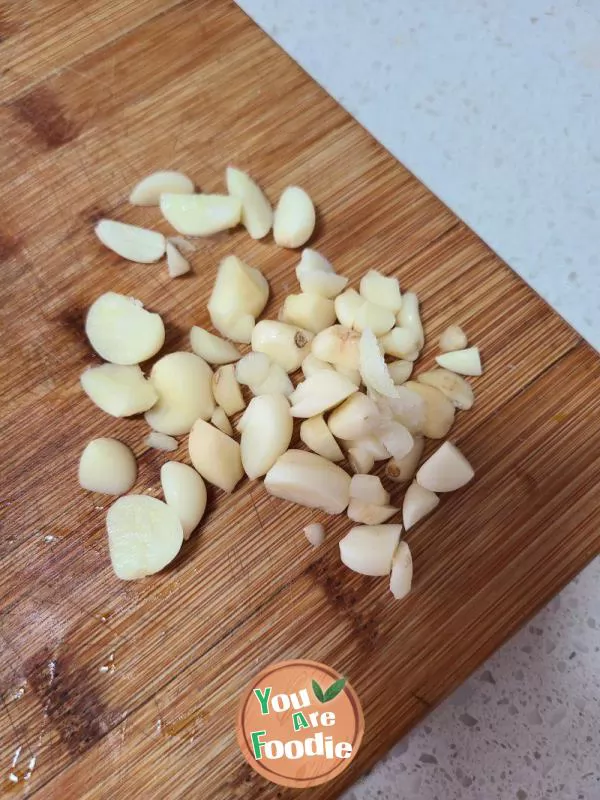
359,327,411,399
403,381,455,439
403,481,439,530
349,474,390,506
290,371,357,418
296,250,348,298
385,436,424,483
335,289,364,329
302,353,334,378
273,186,316,248
265,449,351,514
212,364,246,416
168,235,196,255
107,495,183,580
327,392,379,440
145,431,178,451
250,363,294,397
79,438,136,495
251,320,313,372
160,193,241,236
359,270,402,313
378,420,414,462
339,524,402,576
80,363,157,417
160,461,207,540
347,500,398,525
279,293,336,334
211,311,256,344
300,415,344,462
368,388,426,436
312,324,361,370
189,418,243,493
387,360,413,385
436,347,482,377
397,292,424,349
236,352,271,386
85,292,165,365
336,364,361,387
439,324,468,352
304,523,325,547
145,352,215,435
209,255,269,322
239,394,293,479
165,240,190,278
190,326,241,365
95,219,166,263
379,327,420,361
345,433,391,462
417,368,474,410
211,406,233,436
347,446,375,474
226,166,273,239
390,541,412,599
129,170,194,206
416,441,474,493
354,301,396,336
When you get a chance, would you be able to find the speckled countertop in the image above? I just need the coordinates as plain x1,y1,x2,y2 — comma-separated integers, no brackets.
237,1,600,798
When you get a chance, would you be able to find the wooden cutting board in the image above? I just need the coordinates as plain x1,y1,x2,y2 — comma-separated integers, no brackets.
1,2,599,797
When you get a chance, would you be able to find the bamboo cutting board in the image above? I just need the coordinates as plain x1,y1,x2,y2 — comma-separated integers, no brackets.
1,2,599,797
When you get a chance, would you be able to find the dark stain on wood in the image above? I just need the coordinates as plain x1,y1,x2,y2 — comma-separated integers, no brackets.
0,231,21,261
11,86,79,150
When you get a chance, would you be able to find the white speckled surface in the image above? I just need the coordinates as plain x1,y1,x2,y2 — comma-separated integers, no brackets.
236,1,600,797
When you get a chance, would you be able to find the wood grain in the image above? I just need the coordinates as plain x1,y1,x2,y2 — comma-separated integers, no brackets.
0,2,598,798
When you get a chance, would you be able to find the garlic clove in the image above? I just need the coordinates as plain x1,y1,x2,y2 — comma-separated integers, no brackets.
165,240,190,278
417,369,474,410
188,418,243,493
389,541,413,599
301,353,335,378
212,363,246,416
345,433,391,462
336,364,362,387
334,289,364,329
347,446,375,474
385,436,424,483
235,352,271,386
359,270,402,313
225,166,273,239
265,449,351,514
339,524,402,576
211,406,233,436
387,360,413,385
251,320,313,372
273,186,316,248
190,326,241,365
160,193,241,236
435,347,482,376
296,249,348,298
359,327,415,399
402,481,439,530
396,292,424,349
145,431,178,451
353,301,396,336
160,461,207,539
289,371,357,418
167,235,196,255
208,255,269,323
403,381,455,439
368,388,426,436
145,352,215,435
80,363,157,417
211,311,256,344
95,219,166,263
300,415,345,462
304,523,325,547
129,170,194,206
327,392,379,440
379,327,420,361
377,420,414,462
312,324,361,370
349,474,390,506
239,394,293,479
347,500,398,525
416,441,474,493
279,292,336,334
439,324,468,352
79,438,137,495
250,363,294,397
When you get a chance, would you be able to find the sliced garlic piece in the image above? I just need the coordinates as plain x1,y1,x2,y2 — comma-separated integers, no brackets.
385,436,424,483
296,250,348,298
85,292,165,365
211,406,233,435
212,364,246,416
251,320,313,372
336,364,361,387
436,347,482,376
160,193,241,236
79,438,136,495
80,363,157,417
359,270,402,313
378,420,414,461
417,368,474,410
188,418,243,493
327,392,379,440
236,352,271,386
390,541,412,600
226,166,273,239
347,446,375,474
347,500,398,525
273,186,316,248
388,360,413,384
160,461,207,540
145,431,178,451
439,324,468,352
94,219,166,263
353,301,396,336
129,170,194,206
349,474,390,506
403,481,439,530
289,371,357,418
416,441,474,493
239,394,293,479
250,363,294,397
145,352,214,435
300,415,344,462
165,240,190,278
279,292,336,334
209,255,269,322
334,289,364,329
359,327,412,399
312,324,361,370
379,327,420,361
190,326,241,365
302,354,334,378
339,524,402,576
304,523,325,547
397,292,424,349
403,381,455,439
107,495,183,580
264,450,351,514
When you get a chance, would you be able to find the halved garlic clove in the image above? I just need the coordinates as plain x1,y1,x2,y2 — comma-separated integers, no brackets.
211,406,233,436
359,270,402,313
188,418,243,493
296,250,348,298
416,441,474,493
302,353,334,378
347,500,398,525
264,449,351,514
378,420,414,462
312,324,361,370
379,327,420,361
145,431,178,451
300,415,345,462
80,363,157,417
435,347,482,376
403,381,455,439
94,219,166,263
339,524,402,576
165,240,190,278
289,371,357,418
160,193,242,236
85,292,165,365
250,363,294,397
190,326,241,365
353,301,396,336
417,368,474,410
279,293,336,334
239,394,293,479
145,352,215,435
389,541,412,600
385,436,424,483
208,255,269,322
129,170,194,206
107,495,183,580
225,166,273,240
387,360,413,384
349,474,390,506
304,523,325,547
327,392,379,440
212,364,246,416
334,289,364,329
251,320,313,372
79,438,137,495
235,352,271,386
273,186,316,248
397,292,424,349
160,461,207,540
439,324,468,353
402,481,439,530
347,446,375,474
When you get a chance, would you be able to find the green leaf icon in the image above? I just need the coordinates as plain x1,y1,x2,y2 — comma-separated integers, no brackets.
312,679,325,703
323,677,347,702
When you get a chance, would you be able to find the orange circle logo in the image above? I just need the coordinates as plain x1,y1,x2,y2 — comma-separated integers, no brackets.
236,659,364,788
